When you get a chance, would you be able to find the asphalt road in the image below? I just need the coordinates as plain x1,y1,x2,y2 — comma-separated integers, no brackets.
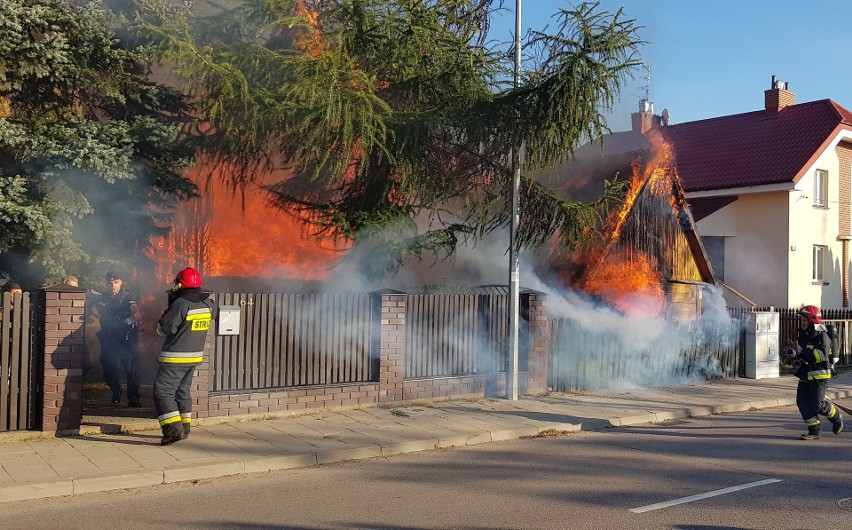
3,405,850,530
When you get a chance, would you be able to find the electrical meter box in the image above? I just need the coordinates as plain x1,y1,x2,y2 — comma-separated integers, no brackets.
745,311,779,379
217,305,241,336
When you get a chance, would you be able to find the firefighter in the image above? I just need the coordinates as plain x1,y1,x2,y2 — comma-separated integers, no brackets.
791,305,843,440
153,267,218,446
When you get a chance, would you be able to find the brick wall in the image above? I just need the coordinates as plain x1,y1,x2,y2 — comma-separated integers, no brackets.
39,285,86,432
631,111,661,134
191,333,212,419
837,143,852,307
200,383,381,419
525,292,549,394
837,143,852,235
764,88,795,116
374,290,406,403
403,375,485,400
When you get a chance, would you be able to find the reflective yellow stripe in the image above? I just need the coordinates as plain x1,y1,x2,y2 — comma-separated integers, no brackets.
805,417,820,427
159,355,203,364
186,310,212,331
808,369,831,380
158,412,181,427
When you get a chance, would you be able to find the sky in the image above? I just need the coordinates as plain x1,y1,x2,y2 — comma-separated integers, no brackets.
492,0,852,132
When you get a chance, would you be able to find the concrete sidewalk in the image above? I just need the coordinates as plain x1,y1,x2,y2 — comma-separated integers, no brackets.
1,372,850,503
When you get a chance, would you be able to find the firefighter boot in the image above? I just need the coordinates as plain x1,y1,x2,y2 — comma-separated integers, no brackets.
832,413,844,435
800,427,821,440
183,422,191,440
160,423,185,446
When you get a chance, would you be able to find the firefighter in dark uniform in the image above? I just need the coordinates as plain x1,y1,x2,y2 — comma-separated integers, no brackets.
97,271,142,407
791,305,843,440
153,267,218,446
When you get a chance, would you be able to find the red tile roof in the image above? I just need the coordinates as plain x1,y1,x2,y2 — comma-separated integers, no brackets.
660,99,852,192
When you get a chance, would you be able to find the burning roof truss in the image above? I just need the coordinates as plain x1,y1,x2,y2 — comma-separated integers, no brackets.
553,133,717,318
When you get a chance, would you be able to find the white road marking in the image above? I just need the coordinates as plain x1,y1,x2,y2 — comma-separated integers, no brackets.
629,478,783,513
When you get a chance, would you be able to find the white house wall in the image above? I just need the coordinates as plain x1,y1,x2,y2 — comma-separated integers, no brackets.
695,203,736,236
703,192,791,307
788,147,844,309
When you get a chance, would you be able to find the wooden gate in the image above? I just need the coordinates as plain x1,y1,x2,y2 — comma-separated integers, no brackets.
1,291,36,431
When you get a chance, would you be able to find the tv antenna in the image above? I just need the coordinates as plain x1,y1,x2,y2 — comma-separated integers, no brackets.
641,63,652,103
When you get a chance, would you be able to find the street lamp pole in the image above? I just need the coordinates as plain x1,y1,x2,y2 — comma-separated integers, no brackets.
506,0,522,401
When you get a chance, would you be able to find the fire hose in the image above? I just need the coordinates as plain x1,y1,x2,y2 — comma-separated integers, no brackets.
827,398,852,416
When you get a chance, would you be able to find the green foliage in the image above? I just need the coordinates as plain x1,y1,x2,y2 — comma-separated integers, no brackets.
0,0,197,287
142,0,642,275
0,176,52,252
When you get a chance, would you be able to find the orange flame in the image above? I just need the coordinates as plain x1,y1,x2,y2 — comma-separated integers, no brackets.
579,251,665,317
295,1,325,56
558,131,679,316
604,130,676,246
206,193,341,280
147,160,344,291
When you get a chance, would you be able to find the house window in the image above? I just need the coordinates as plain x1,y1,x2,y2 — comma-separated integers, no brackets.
814,169,828,208
813,245,828,282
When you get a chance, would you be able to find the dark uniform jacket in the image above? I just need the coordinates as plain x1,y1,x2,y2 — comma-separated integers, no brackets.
795,324,832,382
98,289,139,341
156,288,217,364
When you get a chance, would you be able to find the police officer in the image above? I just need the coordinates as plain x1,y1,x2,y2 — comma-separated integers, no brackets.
97,271,142,407
792,305,843,440
153,267,217,446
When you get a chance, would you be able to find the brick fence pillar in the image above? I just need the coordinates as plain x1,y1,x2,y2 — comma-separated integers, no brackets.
38,284,86,433
371,290,406,403
522,290,549,395
192,310,214,419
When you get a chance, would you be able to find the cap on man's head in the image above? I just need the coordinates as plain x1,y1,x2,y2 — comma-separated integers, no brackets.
104,271,121,282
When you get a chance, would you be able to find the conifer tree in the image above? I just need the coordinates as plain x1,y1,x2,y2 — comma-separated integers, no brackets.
143,0,642,275
0,0,196,286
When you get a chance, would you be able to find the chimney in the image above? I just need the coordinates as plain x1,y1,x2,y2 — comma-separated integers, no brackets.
631,99,662,133
764,75,795,117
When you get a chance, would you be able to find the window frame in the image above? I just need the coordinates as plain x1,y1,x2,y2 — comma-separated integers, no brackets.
813,244,828,283
813,169,828,208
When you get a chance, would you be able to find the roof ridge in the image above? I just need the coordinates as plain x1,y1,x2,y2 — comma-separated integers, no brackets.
825,98,852,124
658,97,848,193
663,98,848,129
664,108,764,128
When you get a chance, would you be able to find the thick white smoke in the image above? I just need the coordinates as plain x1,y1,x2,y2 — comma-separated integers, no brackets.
324,229,743,392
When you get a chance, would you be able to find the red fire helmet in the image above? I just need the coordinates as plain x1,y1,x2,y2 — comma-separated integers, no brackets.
798,304,822,324
174,267,202,289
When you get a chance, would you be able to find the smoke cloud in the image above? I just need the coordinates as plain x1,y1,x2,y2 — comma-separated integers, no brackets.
320,228,741,392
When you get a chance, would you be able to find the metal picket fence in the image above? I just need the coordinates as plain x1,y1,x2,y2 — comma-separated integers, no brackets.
549,315,743,392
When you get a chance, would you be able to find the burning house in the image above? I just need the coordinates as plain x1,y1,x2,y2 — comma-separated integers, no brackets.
562,78,852,310
539,127,744,392
542,128,718,321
